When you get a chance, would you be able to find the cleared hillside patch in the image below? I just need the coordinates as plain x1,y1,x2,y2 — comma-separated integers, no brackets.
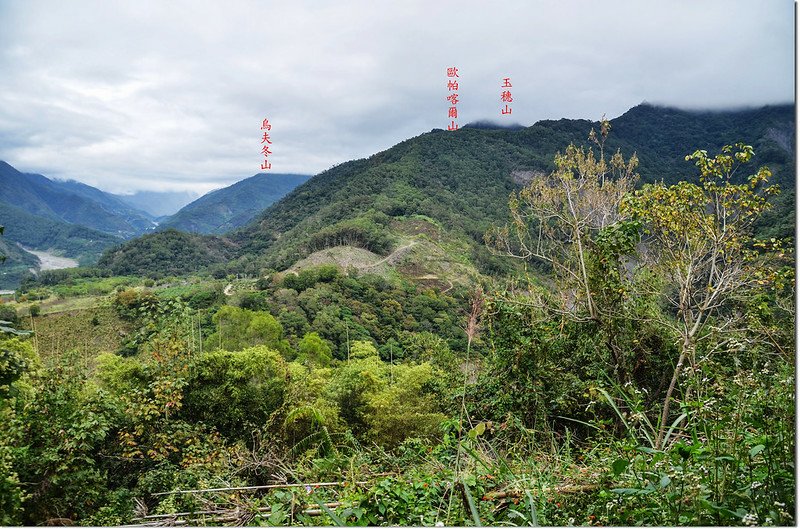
22,303,129,368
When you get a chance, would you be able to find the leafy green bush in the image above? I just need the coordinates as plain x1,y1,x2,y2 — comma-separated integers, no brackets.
206,305,285,352
297,332,332,368
364,362,446,447
308,217,393,256
13,356,117,524
0,305,18,326
183,346,288,440
282,264,340,292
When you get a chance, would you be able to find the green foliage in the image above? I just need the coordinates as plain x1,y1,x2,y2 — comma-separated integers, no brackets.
111,288,163,355
282,264,340,292
262,271,469,360
476,295,590,430
364,363,447,448
308,216,394,255
20,266,112,290
355,474,450,525
98,229,236,278
206,305,285,352
591,359,794,526
623,142,785,449
487,118,639,323
0,338,35,398
13,355,117,523
155,282,222,309
350,339,378,359
0,337,35,525
0,305,19,325
397,331,457,370
284,404,336,458
318,354,446,448
23,272,139,298
297,332,333,368
0,405,23,525
325,355,385,438
183,346,288,440
102,338,226,477
236,290,269,311
95,352,147,396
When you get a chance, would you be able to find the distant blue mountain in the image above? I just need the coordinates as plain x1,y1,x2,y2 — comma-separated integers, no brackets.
0,161,156,237
158,173,311,234
115,189,200,217
0,161,155,287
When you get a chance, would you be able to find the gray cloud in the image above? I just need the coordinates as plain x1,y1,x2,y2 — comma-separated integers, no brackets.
0,0,793,193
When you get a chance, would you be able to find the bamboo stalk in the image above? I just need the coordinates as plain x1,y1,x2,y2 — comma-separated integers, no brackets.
482,483,601,501
131,502,348,526
139,509,226,520
151,480,369,497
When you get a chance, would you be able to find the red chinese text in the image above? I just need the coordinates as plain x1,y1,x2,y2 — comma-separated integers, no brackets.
447,66,460,130
260,118,272,170
501,77,512,115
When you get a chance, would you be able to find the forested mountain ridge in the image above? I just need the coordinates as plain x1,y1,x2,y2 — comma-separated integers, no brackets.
0,161,161,287
98,103,794,279
240,103,794,258
0,234,39,287
157,173,311,234
97,229,238,279
0,201,121,287
0,161,156,237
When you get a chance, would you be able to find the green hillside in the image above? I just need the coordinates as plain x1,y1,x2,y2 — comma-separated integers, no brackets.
158,173,311,234
0,235,39,287
0,162,163,287
0,202,119,260
97,229,238,279
7,104,795,527
242,104,793,266
98,103,795,280
0,202,123,288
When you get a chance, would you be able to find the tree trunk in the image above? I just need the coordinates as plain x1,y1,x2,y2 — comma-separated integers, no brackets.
656,338,692,450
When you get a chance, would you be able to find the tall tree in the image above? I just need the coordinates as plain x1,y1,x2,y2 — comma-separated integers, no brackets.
487,121,641,383
623,143,784,449
487,120,639,323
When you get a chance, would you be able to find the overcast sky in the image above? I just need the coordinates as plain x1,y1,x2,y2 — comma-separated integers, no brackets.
0,0,794,194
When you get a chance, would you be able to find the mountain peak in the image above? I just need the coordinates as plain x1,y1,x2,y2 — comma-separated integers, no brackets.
157,172,311,234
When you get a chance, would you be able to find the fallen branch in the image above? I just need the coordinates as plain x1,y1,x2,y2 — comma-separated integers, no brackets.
151,480,368,496
128,501,349,526
482,483,601,501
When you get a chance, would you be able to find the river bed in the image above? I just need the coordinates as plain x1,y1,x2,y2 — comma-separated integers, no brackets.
24,248,79,271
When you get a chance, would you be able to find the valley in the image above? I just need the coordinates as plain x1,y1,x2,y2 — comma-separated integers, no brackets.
1,2,794,525
0,104,794,527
